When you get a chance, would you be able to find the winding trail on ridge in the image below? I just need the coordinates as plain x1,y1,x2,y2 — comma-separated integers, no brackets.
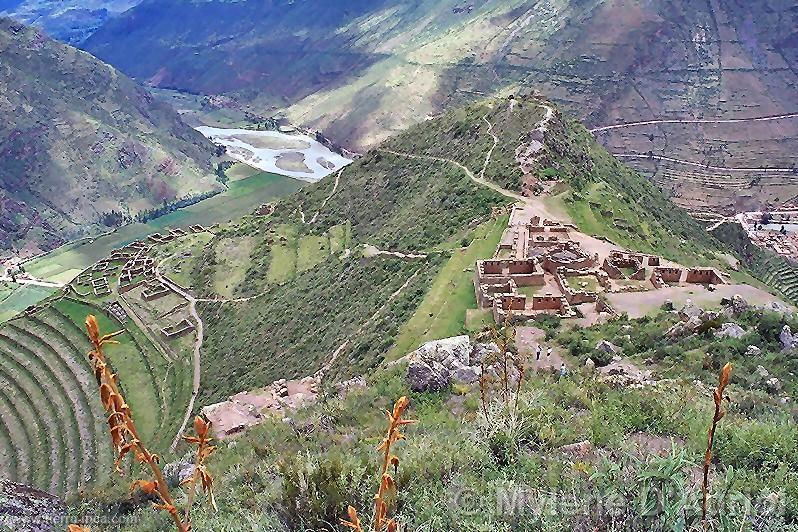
379,102,560,221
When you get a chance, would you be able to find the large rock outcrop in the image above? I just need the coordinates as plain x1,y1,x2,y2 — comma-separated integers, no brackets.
399,335,499,393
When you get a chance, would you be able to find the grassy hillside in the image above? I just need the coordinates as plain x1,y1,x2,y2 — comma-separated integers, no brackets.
185,94,723,408
88,307,798,530
0,17,218,256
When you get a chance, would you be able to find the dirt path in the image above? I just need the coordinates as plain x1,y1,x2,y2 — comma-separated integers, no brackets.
380,148,528,203
590,112,798,133
298,167,345,225
613,153,796,173
515,326,569,371
362,244,428,260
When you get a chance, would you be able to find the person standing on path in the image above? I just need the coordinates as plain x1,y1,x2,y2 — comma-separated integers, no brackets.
547,346,553,358
559,363,568,380
536,344,541,361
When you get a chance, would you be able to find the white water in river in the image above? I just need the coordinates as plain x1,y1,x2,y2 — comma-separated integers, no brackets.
196,126,352,182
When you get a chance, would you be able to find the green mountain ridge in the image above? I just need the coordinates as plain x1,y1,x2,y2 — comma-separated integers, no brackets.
188,94,722,407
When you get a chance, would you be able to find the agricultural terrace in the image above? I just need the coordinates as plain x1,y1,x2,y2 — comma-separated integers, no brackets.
22,170,304,285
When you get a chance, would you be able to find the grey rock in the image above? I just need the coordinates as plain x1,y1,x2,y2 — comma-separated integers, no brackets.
765,377,783,393
745,345,762,357
730,294,749,315
596,340,620,354
679,300,702,320
760,301,792,316
780,325,796,352
756,365,770,379
663,299,675,311
470,342,500,365
585,358,596,372
715,322,746,339
451,365,481,384
407,359,450,392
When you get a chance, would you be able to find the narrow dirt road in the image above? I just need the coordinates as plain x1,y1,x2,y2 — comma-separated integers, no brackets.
590,112,798,133
613,153,796,173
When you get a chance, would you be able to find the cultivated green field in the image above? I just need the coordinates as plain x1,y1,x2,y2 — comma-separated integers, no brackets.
24,172,304,285
0,284,58,323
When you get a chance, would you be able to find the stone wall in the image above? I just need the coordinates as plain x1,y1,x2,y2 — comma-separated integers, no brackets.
686,268,725,285
655,267,683,283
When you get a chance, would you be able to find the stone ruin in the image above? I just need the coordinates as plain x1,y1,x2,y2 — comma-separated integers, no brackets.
474,209,729,323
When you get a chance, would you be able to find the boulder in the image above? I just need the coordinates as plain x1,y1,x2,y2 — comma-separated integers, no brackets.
780,325,796,352
451,365,481,384
407,359,450,392
400,336,500,390
756,365,770,379
470,342,500,365
679,300,702,320
715,322,746,339
413,335,472,368
596,340,620,354
745,345,762,357
760,301,792,316
730,294,749,315
765,377,783,393
663,299,675,311
584,358,596,372
598,360,655,389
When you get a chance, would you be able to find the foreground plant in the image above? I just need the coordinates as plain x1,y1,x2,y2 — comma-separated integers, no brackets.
702,362,732,527
479,311,524,420
341,396,416,532
79,315,215,532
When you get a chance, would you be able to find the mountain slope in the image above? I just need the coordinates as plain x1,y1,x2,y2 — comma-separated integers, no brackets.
186,94,720,407
0,0,141,43
82,0,798,191
0,18,219,255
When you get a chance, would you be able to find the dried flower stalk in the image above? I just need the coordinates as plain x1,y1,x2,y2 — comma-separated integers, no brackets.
342,396,416,532
702,362,732,527
83,314,215,532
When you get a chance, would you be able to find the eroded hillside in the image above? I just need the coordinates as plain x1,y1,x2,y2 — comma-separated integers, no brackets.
0,18,218,256
82,0,798,217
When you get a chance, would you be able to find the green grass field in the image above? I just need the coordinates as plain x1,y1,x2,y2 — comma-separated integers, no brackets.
24,172,304,284
387,214,507,360
0,285,58,322
52,298,180,448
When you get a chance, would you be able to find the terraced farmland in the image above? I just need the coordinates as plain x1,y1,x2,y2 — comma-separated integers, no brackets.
0,305,113,496
0,297,191,497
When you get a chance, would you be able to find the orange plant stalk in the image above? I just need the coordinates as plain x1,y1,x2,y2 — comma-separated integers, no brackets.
342,396,416,532
702,362,732,527
84,315,189,531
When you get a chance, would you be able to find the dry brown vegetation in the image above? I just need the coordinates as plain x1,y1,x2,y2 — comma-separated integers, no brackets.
341,396,416,532
71,315,216,532
702,361,732,527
